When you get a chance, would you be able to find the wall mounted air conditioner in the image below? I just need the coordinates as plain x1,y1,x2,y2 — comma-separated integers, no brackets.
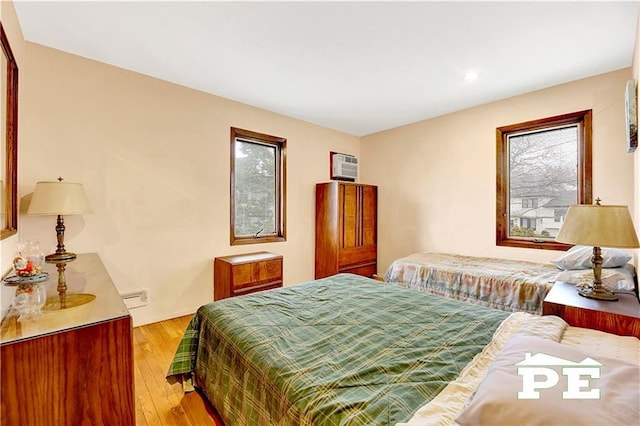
331,153,358,182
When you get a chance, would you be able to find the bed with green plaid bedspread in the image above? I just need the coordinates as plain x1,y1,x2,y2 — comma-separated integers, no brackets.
167,273,509,425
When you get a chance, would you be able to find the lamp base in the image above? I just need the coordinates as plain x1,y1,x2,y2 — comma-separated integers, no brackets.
45,251,77,263
578,286,618,301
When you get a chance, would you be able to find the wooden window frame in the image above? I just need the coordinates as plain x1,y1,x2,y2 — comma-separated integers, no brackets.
496,110,592,250
230,127,286,245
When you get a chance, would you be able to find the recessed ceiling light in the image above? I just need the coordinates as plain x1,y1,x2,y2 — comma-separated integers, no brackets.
464,71,479,81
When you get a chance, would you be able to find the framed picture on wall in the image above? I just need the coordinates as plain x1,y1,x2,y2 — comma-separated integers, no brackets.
625,79,637,153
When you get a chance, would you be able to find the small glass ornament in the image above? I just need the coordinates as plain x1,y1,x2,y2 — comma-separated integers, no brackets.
7,241,49,321
19,240,44,268
16,240,45,275
13,282,47,321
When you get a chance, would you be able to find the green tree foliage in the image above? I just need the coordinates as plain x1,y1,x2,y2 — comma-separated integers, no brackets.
235,141,276,236
509,226,550,238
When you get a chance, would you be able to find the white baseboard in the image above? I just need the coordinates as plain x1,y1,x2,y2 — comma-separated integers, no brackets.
131,306,200,328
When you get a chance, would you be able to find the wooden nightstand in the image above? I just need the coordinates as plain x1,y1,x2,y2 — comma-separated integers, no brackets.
543,281,640,338
214,252,283,300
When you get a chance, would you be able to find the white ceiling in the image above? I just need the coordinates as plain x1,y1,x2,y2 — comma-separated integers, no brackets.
13,1,640,137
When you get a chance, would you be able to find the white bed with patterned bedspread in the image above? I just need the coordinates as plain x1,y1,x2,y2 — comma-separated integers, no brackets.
384,250,637,315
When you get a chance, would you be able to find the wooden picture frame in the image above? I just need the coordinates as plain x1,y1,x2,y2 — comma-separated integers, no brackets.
0,22,18,240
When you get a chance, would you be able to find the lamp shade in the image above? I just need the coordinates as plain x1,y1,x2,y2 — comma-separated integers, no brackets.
556,204,640,248
27,181,93,216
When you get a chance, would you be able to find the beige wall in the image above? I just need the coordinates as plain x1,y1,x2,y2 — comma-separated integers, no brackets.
361,68,636,273
12,43,359,325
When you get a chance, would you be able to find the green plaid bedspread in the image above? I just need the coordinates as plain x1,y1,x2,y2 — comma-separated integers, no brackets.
167,273,509,426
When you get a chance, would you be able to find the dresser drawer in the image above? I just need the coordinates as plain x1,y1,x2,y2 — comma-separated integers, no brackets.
231,258,283,291
214,252,283,300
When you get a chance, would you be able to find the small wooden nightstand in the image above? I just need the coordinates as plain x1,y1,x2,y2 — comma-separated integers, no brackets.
543,281,640,338
214,252,283,300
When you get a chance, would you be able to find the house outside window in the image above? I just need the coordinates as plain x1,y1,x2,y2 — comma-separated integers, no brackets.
554,209,564,222
230,127,286,245
496,110,592,250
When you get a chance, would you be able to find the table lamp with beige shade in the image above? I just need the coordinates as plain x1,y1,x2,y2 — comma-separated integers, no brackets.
27,178,93,308
555,199,640,301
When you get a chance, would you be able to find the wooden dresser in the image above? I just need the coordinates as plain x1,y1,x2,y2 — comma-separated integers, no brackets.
0,253,134,425
214,251,283,300
543,281,640,338
315,181,377,279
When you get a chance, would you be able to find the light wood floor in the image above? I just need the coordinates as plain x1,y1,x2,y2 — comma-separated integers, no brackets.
133,314,224,426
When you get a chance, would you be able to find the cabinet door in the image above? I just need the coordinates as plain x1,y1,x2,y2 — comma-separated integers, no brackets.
338,184,377,273
232,258,283,295
256,258,282,283
340,184,377,249
361,185,377,247
231,263,254,289
341,184,359,248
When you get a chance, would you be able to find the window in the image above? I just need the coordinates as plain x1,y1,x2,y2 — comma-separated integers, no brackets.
230,127,286,245
554,209,564,222
496,110,592,250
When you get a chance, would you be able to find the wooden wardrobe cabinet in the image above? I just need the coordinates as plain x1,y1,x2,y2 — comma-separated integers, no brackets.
315,181,377,279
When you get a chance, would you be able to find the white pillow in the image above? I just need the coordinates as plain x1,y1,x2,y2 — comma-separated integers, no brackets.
551,245,631,270
456,336,639,426
555,267,636,291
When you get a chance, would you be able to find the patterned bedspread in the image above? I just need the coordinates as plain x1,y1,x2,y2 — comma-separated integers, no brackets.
166,273,509,426
384,252,559,314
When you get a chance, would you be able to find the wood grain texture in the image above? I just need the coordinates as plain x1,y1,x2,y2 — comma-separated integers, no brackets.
1,314,224,426
213,252,283,300
315,181,377,279
543,281,640,338
1,316,134,425
134,315,224,426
